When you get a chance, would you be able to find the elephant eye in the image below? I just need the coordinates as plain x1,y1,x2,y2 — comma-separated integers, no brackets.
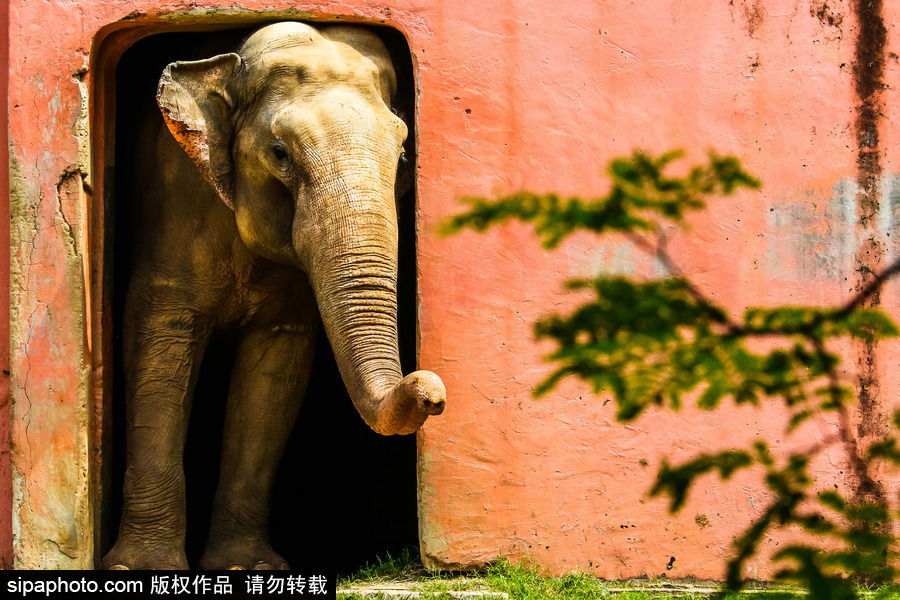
271,142,289,162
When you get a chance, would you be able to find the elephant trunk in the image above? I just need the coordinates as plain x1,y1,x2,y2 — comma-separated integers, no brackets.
296,181,445,435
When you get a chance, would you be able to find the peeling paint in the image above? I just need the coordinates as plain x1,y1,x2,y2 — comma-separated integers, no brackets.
878,175,900,263
811,1,844,29
9,92,92,569
589,241,637,277
8,145,27,568
765,180,856,281
70,67,92,190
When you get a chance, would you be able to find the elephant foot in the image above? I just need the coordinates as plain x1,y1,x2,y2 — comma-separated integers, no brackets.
199,538,288,571
102,538,189,570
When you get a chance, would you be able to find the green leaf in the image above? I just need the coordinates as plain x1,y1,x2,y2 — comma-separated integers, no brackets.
697,379,727,409
443,150,900,597
772,546,858,600
843,503,889,525
868,438,900,464
443,150,760,247
753,441,774,467
787,410,813,432
817,491,846,512
816,385,853,410
651,450,754,512
874,585,900,600
796,512,836,535
839,309,900,341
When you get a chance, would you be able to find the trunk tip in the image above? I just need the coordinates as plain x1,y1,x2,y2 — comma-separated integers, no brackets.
405,370,446,416
370,370,446,436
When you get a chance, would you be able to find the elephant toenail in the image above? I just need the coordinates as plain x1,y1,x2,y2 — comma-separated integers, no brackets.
226,565,246,570
108,565,130,571
253,562,276,570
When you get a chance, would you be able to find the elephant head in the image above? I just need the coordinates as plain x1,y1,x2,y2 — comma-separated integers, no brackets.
155,22,444,435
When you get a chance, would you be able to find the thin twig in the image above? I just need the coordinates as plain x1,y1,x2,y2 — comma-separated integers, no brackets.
837,257,900,316
628,231,743,333
789,431,844,459
631,236,900,342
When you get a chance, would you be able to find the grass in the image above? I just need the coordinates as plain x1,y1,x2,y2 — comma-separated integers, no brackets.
336,548,900,599
344,547,425,583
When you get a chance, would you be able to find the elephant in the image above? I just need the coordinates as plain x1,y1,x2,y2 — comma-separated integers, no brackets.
102,21,446,570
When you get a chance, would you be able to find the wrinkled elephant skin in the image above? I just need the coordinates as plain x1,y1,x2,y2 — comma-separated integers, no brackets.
102,22,446,571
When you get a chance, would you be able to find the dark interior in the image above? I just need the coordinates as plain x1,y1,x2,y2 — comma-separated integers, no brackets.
109,22,420,573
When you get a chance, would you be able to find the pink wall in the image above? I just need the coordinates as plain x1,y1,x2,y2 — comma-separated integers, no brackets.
6,0,900,577
413,0,900,579
1,0,11,569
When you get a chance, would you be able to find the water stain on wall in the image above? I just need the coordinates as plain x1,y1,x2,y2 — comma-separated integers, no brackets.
729,0,766,38
850,0,889,505
765,181,856,282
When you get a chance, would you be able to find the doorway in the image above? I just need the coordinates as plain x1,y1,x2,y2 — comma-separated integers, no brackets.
107,22,420,572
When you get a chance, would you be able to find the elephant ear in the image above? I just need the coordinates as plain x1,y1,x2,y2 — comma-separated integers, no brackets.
157,53,242,210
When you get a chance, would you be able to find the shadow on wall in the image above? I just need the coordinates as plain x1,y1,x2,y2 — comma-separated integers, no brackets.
110,23,420,572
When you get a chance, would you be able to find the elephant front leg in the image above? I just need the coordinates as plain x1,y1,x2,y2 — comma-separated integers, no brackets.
103,301,212,570
199,318,317,570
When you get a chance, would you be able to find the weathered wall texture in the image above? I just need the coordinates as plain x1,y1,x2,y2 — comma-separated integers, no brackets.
5,0,899,577
1,0,12,570
415,0,900,579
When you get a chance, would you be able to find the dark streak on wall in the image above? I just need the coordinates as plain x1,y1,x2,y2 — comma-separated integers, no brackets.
853,0,886,221
851,0,889,504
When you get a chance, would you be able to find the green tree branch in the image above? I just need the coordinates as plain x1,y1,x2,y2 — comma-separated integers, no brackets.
446,150,900,597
